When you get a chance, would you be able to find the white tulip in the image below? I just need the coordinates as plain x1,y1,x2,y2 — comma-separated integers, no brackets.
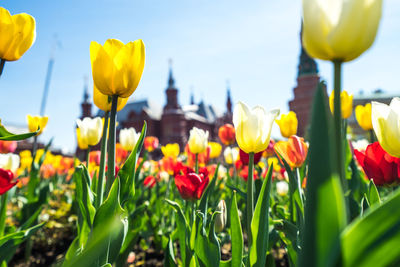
188,127,209,154
0,153,20,173
276,181,289,197
233,101,279,154
372,98,400,157
76,117,103,146
223,147,239,165
119,127,140,151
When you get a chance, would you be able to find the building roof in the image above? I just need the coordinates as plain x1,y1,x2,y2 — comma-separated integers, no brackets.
353,89,400,101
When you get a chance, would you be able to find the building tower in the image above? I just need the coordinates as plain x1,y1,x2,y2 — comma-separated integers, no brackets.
288,25,323,137
161,60,187,147
80,76,92,119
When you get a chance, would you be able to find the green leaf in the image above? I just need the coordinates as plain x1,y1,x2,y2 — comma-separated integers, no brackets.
198,163,220,223
299,83,347,267
367,180,380,206
249,163,272,267
342,188,400,267
0,223,43,263
0,120,39,140
230,191,243,267
65,178,128,266
166,199,191,267
119,122,146,204
164,237,177,267
73,165,96,228
194,212,220,267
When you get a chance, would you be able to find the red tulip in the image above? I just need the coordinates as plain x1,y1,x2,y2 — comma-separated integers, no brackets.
218,124,235,145
0,141,17,154
89,150,101,166
174,164,209,201
354,142,400,186
185,144,210,168
239,149,263,165
143,175,156,188
0,168,18,195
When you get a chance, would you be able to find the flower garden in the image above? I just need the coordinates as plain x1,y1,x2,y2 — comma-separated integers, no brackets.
1,1,399,267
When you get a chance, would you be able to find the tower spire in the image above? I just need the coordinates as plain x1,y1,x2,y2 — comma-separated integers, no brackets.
190,86,195,105
83,75,89,104
168,58,175,87
226,80,232,114
81,76,92,118
298,22,318,77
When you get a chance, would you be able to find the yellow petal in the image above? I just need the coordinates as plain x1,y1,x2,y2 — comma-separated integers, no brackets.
93,84,128,112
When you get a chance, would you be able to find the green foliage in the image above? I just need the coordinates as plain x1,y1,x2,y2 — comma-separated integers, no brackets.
0,120,39,140
249,164,273,267
299,83,347,267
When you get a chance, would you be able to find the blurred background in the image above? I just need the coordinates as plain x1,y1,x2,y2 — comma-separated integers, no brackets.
0,0,399,154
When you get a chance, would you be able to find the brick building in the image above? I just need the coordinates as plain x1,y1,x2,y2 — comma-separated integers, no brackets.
79,65,234,152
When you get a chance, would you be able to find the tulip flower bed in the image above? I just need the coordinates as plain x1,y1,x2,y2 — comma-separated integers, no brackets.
3,1,400,267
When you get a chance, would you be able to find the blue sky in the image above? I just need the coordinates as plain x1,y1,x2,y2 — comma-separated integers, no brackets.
1,0,399,153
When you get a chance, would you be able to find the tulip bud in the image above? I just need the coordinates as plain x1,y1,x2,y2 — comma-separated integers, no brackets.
144,136,159,152
223,147,239,165
90,39,145,98
208,142,222,159
218,124,235,145
0,7,36,62
329,90,353,119
0,153,20,173
119,128,140,151
372,98,400,157
215,200,227,233
76,117,103,146
93,85,128,112
161,143,180,158
27,115,48,135
233,101,279,154
302,0,383,62
0,140,17,154
274,135,308,169
188,127,209,154
355,103,373,131
276,181,289,196
0,168,18,195
275,111,298,138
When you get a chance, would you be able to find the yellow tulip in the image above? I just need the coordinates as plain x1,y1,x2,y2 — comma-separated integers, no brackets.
161,143,180,158
355,103,373,131
208,142,222,159
302,0,383,62
0,7,36,61
76,128,88,150
371,98,400,157
233,101,280,154
275,111,298,138
26,115,48,135
329,90,353,119
90,39,145,98
188,127,209,154
93,84,129,112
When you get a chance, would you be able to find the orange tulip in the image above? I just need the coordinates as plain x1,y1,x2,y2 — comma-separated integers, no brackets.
144,136,159,152
274,135,308,168
218,124,235,145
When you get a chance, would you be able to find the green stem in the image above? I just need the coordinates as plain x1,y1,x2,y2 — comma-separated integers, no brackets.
0,59,5,77
195,154,199,173
95,111,109,208
369,129,375,143
333,61,345,186
246,152,254,251
0,192,8,236
105,95,118,197
85,146,91,168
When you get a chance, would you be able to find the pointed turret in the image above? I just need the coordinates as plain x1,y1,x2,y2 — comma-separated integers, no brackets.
81,76,92,118
226,81,232,114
